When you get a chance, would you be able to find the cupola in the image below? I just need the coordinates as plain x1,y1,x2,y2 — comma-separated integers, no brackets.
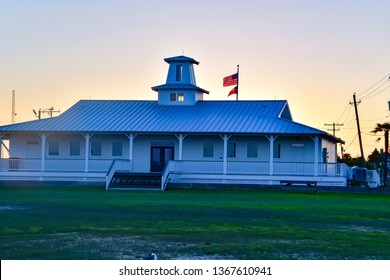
151,55,209,106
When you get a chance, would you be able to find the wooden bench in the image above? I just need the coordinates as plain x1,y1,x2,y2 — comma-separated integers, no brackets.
280,180,318,193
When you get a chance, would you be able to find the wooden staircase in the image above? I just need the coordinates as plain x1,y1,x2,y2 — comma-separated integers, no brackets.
107,172,161,190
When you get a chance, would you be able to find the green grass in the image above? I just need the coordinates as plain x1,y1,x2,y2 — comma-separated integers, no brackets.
0,187,389,260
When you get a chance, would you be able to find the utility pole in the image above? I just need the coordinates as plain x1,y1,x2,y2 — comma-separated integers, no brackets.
324,123,343,136
350,92,365,167
324,122,343,160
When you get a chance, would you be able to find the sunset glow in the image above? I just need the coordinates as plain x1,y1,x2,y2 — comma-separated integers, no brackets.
1,0,389,158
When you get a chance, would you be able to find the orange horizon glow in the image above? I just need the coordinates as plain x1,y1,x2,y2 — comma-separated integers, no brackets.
1,1,389,158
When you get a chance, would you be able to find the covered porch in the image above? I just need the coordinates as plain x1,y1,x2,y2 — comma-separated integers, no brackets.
0,157,350,189
0,132,350,188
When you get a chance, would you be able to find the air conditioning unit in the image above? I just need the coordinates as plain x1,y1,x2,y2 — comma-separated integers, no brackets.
351,167,367,183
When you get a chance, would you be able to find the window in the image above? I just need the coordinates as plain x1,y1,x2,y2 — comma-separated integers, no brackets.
322,148,328,163
227,143,236,158
273,143,281,158
178,93,184,102
176,64,182,81
203,142,214,158
70,141,80,156
48,141,59,156
112,142,123,157
247,143,258,158
91,141,101,156
170,93,176,101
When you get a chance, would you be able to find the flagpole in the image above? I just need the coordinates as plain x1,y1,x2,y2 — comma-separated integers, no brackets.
236,65,239,101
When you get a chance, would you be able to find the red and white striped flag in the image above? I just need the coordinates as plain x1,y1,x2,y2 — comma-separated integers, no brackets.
223,73,238,87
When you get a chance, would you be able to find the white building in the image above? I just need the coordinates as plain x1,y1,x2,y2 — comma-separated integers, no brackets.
0,55,349,189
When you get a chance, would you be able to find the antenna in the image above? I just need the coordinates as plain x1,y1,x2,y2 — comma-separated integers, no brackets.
33,107,60,119
11,90,16,123
33,109,42,119
42,107,60,118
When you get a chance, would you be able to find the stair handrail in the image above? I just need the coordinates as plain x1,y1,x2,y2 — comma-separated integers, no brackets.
161,160,180,191
105,159,131,190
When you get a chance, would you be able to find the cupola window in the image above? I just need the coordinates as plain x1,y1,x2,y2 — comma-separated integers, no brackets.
176,64,182,82
178,93,184,102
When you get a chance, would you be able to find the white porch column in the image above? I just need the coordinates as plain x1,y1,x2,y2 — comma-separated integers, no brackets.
126,133,137,171
175,134,187,161
220,134,231,175
313,136,319,176
83,133,92,172
267,135,277,176
40,133,47,172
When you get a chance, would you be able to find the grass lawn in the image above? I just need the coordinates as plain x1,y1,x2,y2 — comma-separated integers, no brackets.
0,186,389,260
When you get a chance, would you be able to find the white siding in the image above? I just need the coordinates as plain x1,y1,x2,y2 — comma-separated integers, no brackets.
322,138,337,163
132,135,177,172
273,136,315,162
10,134,41,158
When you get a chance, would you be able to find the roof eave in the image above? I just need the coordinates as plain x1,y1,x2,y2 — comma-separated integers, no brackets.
164,55,199,65
151,84,209,94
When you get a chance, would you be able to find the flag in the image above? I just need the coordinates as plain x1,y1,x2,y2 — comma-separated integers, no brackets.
223,73,238,87
227,86,238,97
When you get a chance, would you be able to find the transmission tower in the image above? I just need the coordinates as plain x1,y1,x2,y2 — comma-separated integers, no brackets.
11,90,16,123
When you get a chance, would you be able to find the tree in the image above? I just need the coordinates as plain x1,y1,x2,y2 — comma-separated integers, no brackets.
371,122,390,186
338,153,365,167
367,148,381,170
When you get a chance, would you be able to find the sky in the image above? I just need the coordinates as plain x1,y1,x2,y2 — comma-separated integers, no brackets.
1,0,389,158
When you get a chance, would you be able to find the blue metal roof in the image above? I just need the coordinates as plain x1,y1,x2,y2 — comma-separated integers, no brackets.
0,100,342,142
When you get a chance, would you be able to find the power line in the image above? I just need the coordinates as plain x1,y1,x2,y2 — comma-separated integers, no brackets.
361,131,380,136
360,116,388,122
344,133,358,152
356,73,390,99
360,83,390,101
336,103,350,123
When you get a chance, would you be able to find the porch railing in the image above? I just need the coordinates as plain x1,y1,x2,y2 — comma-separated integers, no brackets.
0,158,41,171
161,160,351,190
228,161,270,174
0,158,114,173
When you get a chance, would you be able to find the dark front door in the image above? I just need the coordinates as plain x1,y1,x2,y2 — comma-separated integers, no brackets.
150,146,174,173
